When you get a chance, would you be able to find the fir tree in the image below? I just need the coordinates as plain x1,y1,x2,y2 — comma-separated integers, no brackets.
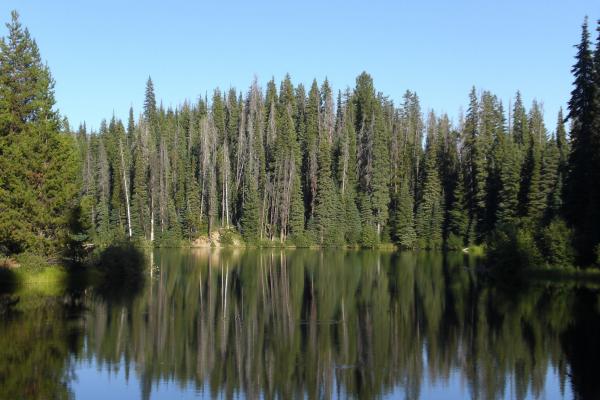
312,114,337,245
415,116,443,249
564,18,599,264
0,11,79,255
394,180,416,249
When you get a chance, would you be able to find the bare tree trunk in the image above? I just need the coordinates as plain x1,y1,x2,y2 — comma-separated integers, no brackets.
119,139,133,238
150,196,155,242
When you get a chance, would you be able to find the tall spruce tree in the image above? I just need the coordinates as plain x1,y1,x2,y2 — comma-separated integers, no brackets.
0,11,79,255
312,109,338,245
415,115,443,249
564,18,600,264
395,180,417,249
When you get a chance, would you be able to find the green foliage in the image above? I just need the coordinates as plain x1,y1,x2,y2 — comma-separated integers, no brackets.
538,218,575,268
312,121,337,245
63,203,91,264
487,225,542,275
1,11,593,269
360,224,379,248
394,181,416,249
0,11,80,257
563,19,600,265
415,122,444,249
446,233,464,251
290,231,313,248
94,242,145,281
14,253,52,271
219,229,242,246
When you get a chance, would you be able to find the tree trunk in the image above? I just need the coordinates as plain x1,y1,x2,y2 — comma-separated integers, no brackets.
119,139,132,238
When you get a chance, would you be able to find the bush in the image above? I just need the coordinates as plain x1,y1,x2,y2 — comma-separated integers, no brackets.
219,229,243,246
95,242,146,281
92,242,147,302
538,218,575,268
291,232,313,248
156,231,184,248
487,224,542,276
14,253,51,271
360,225,379,248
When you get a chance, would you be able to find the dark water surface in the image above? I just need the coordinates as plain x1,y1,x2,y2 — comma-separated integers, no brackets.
1,249,599,399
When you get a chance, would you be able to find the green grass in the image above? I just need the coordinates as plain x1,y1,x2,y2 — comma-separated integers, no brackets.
13,265,68,296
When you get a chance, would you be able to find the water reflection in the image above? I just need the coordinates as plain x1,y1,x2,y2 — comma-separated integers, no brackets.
1,249,599,399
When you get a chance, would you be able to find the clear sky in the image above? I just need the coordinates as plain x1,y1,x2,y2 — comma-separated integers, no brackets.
1,1,599,131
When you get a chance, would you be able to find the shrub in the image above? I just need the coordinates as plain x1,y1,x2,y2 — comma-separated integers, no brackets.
487,224,542,276
291,232,313,248
156,231,184,248
95,242,146,281
14,253,51,271
538,218,575,268
360,225,379,248
92,242,146,303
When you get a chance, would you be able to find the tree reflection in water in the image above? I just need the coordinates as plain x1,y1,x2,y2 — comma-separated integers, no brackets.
0,249,599,399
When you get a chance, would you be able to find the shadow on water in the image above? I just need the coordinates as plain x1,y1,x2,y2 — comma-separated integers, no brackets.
0,248,599,399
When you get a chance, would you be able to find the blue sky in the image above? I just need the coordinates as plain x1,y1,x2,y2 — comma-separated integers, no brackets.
1,1,599,131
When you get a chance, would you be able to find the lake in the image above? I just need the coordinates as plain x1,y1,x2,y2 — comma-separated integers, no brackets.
1,249,599,399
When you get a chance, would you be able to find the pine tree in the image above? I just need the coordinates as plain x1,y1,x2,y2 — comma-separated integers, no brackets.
541,133,560,222
371,96,391,239
495,134,521,227
354,72,390,240
512,91,528,146
303,80,319,223
547,108,568,222
564,18,600,264
415,114,443,249
519,101,546,226
463,87,483,243
312,113,337,245
335,90,361,244
240,184,259,243
395,180,416,249
0,11,80,255
447,165,468,247
144,77,157,122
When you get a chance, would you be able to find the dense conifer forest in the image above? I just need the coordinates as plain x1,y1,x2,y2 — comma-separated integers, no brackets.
1,11,600,268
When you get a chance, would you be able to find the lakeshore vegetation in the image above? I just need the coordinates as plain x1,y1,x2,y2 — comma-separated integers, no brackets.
1,11,600,271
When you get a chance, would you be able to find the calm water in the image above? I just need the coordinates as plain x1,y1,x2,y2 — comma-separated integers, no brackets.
1,249,599,400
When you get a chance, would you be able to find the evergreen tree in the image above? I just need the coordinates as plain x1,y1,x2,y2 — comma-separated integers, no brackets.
335,90,361,244
519,101,546,225
312,113,337,245
354,72,390,240
512,91,528,146
415,115,443,249
303,80,319,223
463,87,483,243
394,180,416,249
495,134,521,227
0,11,79,255
447,165,468,248
241,169,260,243
564,18,599,264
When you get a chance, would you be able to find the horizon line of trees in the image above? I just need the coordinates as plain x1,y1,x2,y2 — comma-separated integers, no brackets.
2,11,600,267
76,76,565,249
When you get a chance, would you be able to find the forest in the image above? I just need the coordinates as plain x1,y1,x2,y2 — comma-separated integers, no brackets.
1,11,600,269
